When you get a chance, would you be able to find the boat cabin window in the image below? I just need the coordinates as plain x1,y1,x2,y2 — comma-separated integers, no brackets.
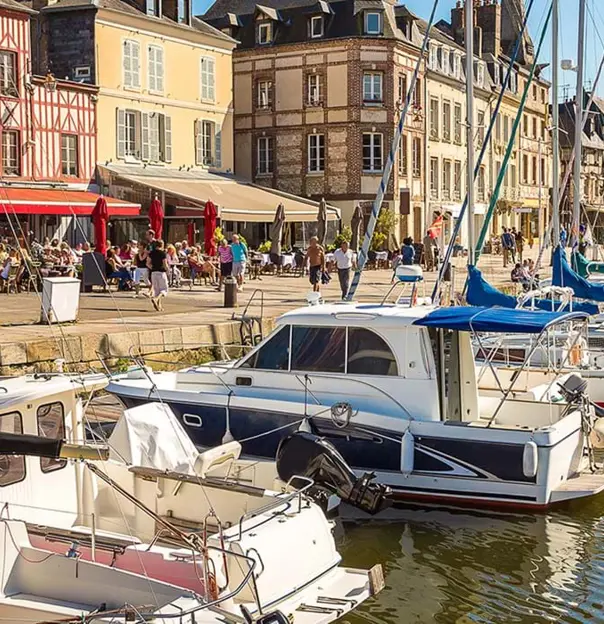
291,327,346,373
0,411,25,487
347,328,398,376
241,326,291,370
37,402,67,473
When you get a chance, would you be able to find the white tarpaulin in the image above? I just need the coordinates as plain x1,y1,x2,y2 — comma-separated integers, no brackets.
108,403,198,474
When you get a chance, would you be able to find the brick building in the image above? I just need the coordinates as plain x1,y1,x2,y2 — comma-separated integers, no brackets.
203,0,427,242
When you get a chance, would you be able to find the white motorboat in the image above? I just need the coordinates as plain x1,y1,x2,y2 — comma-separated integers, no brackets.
0,373,384,623
108,302,604,510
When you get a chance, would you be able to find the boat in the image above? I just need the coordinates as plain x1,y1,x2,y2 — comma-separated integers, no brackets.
107,300,604,510
0,372,385,623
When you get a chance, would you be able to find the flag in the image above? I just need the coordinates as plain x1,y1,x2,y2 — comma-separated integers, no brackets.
428,214,444,239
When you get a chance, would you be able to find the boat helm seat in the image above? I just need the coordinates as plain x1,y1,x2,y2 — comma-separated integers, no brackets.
194,441,242,479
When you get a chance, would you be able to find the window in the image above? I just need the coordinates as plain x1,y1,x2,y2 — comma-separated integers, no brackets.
399,134,408,177
429,44,438,70
145,0,161,16
522,153,528,184
362,132,383,172
442,100,451,142
347,328,397,376
454,103,462,144
364,11,382,35
477,111,485,147
257,80,273,109
0,412,25,487
398,73,407,105
177,0,190,24
454,160,462,200
291,327,345,373
492,63,500,87
442,159,451,200
453,53,461,80
1,130,19,176
430,97,439,139
258,22,272,45
430,157,439,199
61,134,78,176
522,114,528,137
541,119,546,140
117,110,171,162
475,61,485,88
477,167,486,201
503,115,510,142
413,78,421,108
257,136,274,175
541,88,546,104
308,134,325,173
307,73,322,106
195,120,215,166
123,40,140,89
532,84,537,101
436,47,443,72
363,72,383,103
37,402,66,473
241,326,290,370
124,110,137,157
0,51,17,97
412,137,421,177
511,163,517,188
200,56,215,102
531,155,537,184
541,157,546,185
510,71,517,93
495,114,501,142
309,15,323,38
148,45,164,93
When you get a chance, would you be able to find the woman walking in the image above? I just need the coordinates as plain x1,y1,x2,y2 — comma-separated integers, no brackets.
147,239,169,311
216,238,233,291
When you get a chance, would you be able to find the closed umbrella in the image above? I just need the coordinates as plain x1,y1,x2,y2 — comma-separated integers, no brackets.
149,195,164,240
91,196,108,256
317,197,328,246
350,204,363,251
204,200,218,256
270,203,285,260
187,222,195,246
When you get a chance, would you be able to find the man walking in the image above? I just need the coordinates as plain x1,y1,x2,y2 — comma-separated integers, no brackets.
304,236,325,293
334,240,355,299
231,234,248,291
501,228,515,267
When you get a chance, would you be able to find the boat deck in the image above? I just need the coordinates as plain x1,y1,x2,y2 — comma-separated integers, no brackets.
551,471,604,502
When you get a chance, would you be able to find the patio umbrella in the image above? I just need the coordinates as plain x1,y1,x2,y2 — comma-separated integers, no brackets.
91,196,108,256
204,199,218,256
317,197,328,246
270,203,285,258
149,195,164,240
351,204,363,251
187,222,195,246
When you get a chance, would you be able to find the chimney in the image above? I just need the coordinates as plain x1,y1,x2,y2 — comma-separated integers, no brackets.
451,0,465,45
474,25,483,58
31,0,58,9
476,0,501,58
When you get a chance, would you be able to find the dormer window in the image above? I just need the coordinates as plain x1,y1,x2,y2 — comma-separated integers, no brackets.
364,11,382,35
309,15,324,38
177,0,190,25
258,22,273,45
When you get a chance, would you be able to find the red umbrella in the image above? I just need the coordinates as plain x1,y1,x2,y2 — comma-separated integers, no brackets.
187,222,195,246
91,196,108,256
149,196,164,240
204,200,217,256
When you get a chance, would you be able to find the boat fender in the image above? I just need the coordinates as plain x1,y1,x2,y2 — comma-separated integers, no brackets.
400,431,414,475
523,441,538,478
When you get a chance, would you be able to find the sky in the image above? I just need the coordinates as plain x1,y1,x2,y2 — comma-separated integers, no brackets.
193,0,604,97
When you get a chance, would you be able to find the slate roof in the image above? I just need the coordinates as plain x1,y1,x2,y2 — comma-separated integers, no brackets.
0,0,36,14
203,0,319,21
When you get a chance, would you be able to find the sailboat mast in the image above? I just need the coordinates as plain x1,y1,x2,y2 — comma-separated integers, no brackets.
466,0,475,264
551,0,560,245
572,0,586,246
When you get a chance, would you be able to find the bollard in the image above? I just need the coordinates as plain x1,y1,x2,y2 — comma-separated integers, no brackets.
224,276,238,308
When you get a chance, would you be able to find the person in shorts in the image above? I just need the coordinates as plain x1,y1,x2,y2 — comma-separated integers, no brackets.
231,234,248,290
304,236,325,293
217,238,233,291
146,239,169,311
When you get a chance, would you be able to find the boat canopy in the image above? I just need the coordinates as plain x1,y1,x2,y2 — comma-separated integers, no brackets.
413,306,589,334
553,246,604,302
467,264,599,315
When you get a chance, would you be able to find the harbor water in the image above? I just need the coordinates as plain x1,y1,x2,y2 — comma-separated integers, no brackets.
340,499,604,624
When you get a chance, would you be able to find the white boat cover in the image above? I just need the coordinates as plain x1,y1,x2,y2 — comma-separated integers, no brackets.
108,403,198,474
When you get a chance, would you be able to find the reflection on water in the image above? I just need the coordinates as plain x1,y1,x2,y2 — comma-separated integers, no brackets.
340,497,604,624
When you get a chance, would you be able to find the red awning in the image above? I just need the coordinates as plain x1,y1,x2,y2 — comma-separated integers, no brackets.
0,188,140,216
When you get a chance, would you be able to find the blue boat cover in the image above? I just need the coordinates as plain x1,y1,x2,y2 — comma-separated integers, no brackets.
552,246,604,302
414,306,588,334
466,264,599,315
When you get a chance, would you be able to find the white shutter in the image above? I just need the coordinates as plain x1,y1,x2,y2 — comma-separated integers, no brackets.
150,115,159,162
148,46,156,91
207,58,215,101
215,128,222,168
200,57,215,102
141,112,150,161
123,42,132,87
132,42,140,88
117,108,126,159
163,115,172,162
156,47,164,92
194,120,202,165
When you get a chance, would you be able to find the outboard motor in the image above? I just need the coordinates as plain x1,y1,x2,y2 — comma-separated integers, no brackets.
276,432,391,515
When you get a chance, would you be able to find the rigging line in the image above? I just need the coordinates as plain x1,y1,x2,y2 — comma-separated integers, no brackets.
431,0,540,304
346,0,441,301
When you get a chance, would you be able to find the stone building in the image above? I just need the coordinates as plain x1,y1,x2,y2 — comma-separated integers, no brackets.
204,0,427,242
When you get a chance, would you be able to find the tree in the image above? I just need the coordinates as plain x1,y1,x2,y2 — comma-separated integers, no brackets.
371,208,396,251
334,226,352,248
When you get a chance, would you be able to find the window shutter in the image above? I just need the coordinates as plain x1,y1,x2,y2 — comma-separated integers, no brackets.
150,115,159,162
200,58,207,100
123,42,131,87
194,119,202,165
208,58,215,101
141,112,150,161
117,108,126,159
132,42,140,88
157,48,164,92
148,46,155,91
163,115,172,162
215,128,222,168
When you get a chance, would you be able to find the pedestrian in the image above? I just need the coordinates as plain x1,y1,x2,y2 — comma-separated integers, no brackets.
132,241,150,297
304,236,325,293
147,238,169,311
231,234,248,291
217,238,233,292
515,229,524,262
560,225,567,248
501,228,515,267
422,231,437,271
145,229,157,251
334,240,355,299
401,237,415,265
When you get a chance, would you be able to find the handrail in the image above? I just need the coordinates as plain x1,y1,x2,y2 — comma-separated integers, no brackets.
235,288,265,323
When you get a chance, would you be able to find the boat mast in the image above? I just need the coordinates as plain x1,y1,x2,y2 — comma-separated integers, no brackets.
572,0,586,247
465,0,475,265
551,0,560,245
